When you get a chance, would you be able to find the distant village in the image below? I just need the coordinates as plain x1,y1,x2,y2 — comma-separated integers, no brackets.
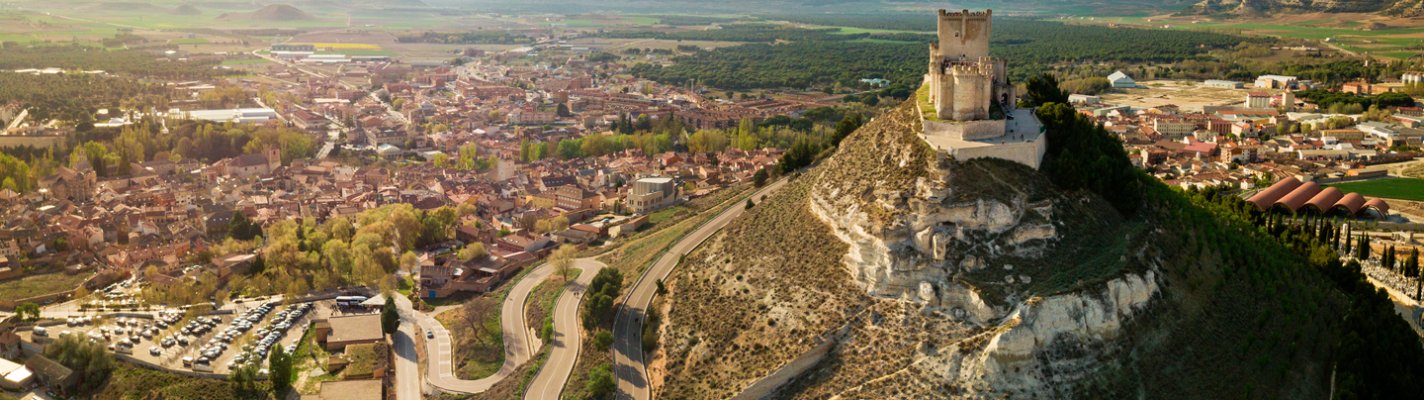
1073,70,1424,221
0,41,828,307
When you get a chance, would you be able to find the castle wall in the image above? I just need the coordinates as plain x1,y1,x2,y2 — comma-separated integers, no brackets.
937,10,992,60
923,118,1006,141
951,70,991,121
949,138,1046,170
934,73,955,121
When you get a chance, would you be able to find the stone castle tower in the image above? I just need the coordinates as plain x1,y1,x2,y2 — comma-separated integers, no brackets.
927,9,1013,122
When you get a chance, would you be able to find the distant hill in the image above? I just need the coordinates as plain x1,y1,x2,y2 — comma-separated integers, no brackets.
216,4,313,21
172,4,201,15
90,1,169,12
1191,0,1424,16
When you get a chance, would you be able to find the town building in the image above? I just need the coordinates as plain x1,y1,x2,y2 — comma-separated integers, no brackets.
1107,70,1137,88
1203,79,1244,89
313,314,384,352
627,176,677,213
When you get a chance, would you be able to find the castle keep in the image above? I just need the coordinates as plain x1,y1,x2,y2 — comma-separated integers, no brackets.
920,9,1045,169
927,9,1009,121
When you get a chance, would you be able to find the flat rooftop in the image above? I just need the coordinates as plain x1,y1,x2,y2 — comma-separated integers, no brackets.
326,314,383,344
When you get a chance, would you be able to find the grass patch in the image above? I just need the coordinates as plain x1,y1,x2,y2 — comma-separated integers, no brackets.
96,365,268,400
342,343,377,378
396,274,415,297
916,84,938,121
1327,177,1424,201
221,58,270,66
314,42,381,50
0,272,91,302
436,296,503,379
527,269,579,341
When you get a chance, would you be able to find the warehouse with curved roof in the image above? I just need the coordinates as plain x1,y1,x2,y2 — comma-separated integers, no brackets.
1246,178,1391,218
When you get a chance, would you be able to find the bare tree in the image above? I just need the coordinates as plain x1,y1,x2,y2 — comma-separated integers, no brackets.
551,245,576,282
461,298,496,348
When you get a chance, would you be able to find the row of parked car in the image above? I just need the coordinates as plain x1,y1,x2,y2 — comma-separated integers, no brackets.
230,302,314,372
175,315,230,372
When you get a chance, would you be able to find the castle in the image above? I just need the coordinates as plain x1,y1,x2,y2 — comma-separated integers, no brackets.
919,9,1045,170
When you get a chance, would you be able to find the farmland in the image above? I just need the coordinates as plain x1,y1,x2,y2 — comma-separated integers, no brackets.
1328,178,1424,202
1079,13,1424,60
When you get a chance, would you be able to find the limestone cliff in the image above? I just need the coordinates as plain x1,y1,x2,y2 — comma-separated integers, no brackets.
657,99,1338,399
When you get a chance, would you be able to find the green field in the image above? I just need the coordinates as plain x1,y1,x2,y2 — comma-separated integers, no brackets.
1081,16,1424,60
1328,177,1424,201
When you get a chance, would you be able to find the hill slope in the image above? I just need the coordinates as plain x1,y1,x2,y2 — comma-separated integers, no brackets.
216,4,313,21
1191,0,1424,16
657,99,1357,398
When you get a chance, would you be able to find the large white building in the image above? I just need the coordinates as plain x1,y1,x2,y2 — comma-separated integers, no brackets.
627,177,677,213
1108,70,1137,88
180,108,277,124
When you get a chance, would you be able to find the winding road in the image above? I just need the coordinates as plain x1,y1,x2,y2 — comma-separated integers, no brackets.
612,179,788,400
393,258,607,398
390,181,781,400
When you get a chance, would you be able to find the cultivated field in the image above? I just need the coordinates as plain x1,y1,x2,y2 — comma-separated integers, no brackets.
1329,177,1424,202
1078,13,1424,60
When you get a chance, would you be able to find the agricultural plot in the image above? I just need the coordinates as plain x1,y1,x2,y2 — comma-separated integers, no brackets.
1328,178,1424,202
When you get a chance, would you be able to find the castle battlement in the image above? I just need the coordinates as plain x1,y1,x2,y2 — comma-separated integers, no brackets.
938,9,992,17
947,62,994,76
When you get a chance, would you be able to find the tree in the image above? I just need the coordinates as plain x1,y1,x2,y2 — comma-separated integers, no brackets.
381,296,400,336
461,298,498,348
229,211,263,241
550,245,576,282
745,198,755,209
581,268,624,331
752,168,769,188
593,331,614,351
831,114,864,146
459,242,488,262
585,363,616,399
14,302,39,321
1022,73,1068,107
269,344,293,394
43,334,113,393
230,362,263,399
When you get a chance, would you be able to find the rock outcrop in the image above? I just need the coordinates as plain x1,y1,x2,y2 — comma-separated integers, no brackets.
659,99,1338,400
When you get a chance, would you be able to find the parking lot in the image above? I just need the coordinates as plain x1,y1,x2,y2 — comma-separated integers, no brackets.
28,299,336,376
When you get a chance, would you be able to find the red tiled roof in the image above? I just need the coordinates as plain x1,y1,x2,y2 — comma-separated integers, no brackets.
1276,182,1322,211
1248,177,1301,211
1304,187,1343,213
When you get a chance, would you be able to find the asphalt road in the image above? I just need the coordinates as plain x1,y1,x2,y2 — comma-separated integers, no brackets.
396,257,608,398
525,259,608,400
392,315,421,400
612,179,788,400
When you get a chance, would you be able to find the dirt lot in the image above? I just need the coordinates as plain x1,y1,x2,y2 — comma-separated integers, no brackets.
1098,80,1251,112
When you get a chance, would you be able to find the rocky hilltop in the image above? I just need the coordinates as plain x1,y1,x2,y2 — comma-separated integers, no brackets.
1191,0,1424,16
657,99,1347,399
